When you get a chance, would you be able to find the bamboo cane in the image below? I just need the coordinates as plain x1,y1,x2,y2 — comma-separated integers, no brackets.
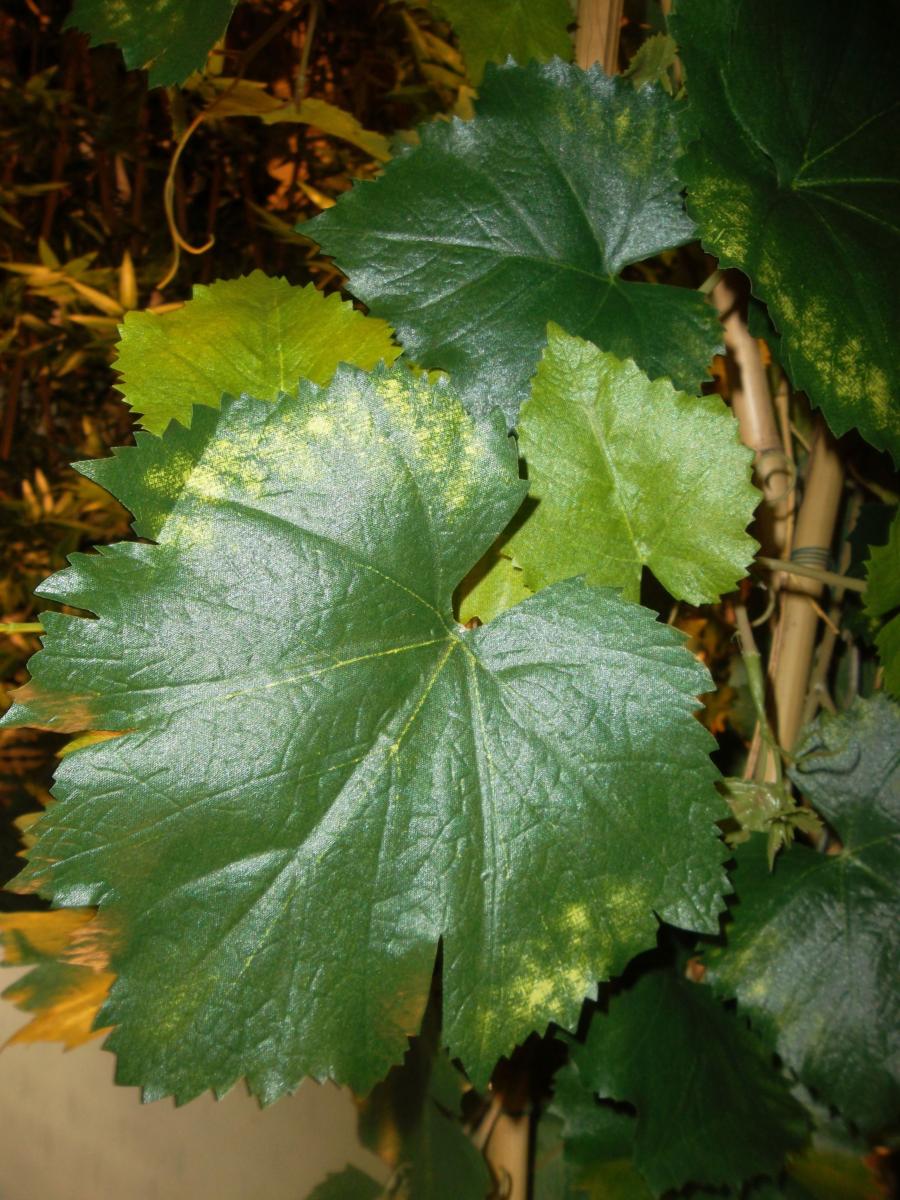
770,422,844,753
485,1111,529,1200
575,0,624,73
714,279,793,558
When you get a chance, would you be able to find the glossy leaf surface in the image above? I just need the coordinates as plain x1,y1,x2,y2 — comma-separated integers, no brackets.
65,0,237,88
865,511,900,697
4,362,728,1102
114,271,399,433
674,0,900,460
569,966,808,1194
507,326,757,603
308,61,721,422
707,698,900,1134
433,0,573,83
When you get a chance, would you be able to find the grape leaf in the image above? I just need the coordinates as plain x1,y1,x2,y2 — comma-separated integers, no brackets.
65,0,237,88
623,33,678,94
307,1167,384,1200
432,0,573,84
3,362,728,1103
706,697,900,1134
356,1025,491,1200
548,1060,653,1199
506,325,757,604
456,549,531,626
673,0,900,460
307,60,722,423
0,909,113,1049
567,965,809,1194
113,271,400,434
864,511,900,697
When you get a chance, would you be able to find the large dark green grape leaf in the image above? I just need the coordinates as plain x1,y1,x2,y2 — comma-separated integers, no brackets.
566,966,809,1194
3,362,728,1103
706,697,900,1134
307,60,721,422
432,0,573,84
673,0,900,460
65,0,237,88
114,272,399,434
506,325,757,604
864,511,900,697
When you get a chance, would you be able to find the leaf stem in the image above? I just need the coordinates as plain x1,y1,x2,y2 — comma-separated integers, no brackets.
754,556,866,594
734,604,782,785
0,622,44,634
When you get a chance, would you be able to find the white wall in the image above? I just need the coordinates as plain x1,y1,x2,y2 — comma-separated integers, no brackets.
0,973,386,1200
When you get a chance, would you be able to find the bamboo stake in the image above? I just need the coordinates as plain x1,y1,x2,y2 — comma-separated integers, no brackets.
485,1111,529,1200
575,0,624,73
714,280,793,557
770,422,844,753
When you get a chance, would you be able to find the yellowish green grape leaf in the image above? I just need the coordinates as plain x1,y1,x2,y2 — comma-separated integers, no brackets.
4,361,728,1102
114,271,399,433
456,549,532,625
507,326,757,604
0,910,114,1049
623,33,678,93
432,0,573,84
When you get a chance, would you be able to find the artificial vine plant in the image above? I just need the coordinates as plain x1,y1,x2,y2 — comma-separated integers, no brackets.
2,0,898,1197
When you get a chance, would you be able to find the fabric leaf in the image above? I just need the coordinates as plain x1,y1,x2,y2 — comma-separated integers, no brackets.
548,1059,654,1199
65,0,238,88
706,697,900,1135
4,362,728,1103
357,1027,491,1200
0,909,114,1049
307,60,721,423
432,0,573,84
568,965,809,1194
506,326,757,604
456,549,532,626
113,271,399,434
307,1167,385,1200
864,510,900,696
673,0,900,460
